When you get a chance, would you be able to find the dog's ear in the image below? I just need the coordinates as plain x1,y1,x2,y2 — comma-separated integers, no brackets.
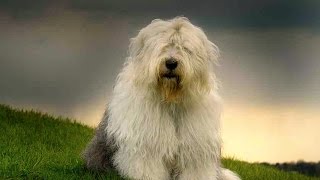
129,36,144,58
205,40,220,65
129,22,156,58
129,27,149,58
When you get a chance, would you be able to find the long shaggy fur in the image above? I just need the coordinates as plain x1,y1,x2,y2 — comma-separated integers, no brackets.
83,17,240,180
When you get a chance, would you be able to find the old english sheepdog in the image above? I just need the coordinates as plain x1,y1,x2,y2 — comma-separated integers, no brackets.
83,17,240,180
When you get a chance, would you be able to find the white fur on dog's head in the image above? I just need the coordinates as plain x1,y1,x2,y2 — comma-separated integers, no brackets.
124,17,220,102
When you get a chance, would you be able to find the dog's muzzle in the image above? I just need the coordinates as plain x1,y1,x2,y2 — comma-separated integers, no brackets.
165,58,178,70
161,58,180,80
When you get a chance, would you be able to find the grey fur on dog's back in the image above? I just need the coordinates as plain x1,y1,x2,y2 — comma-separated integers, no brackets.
83,113,117,171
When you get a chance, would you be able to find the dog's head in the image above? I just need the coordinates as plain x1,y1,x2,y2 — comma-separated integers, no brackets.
128,17,219,102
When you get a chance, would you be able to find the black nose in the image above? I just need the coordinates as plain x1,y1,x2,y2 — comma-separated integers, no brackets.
165,59,178,70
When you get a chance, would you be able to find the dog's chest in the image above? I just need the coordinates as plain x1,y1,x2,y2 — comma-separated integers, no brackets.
159,106,191,162
160,104,219,167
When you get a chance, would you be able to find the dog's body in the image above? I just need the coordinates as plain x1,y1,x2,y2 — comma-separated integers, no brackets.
84,17,240,180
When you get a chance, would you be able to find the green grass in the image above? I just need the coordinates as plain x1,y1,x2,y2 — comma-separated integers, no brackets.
0,104,318,180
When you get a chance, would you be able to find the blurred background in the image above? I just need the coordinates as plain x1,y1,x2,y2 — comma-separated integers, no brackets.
0,0,319,163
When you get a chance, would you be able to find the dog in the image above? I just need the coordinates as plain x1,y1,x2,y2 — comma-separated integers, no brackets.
83,17,240,180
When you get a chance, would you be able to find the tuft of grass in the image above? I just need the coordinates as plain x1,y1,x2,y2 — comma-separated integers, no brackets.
0,104,318,180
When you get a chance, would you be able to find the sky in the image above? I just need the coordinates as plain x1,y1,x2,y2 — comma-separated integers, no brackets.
0,1,319,163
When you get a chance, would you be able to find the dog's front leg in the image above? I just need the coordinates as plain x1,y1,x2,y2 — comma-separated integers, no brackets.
113,148,169,180
178,164,220,180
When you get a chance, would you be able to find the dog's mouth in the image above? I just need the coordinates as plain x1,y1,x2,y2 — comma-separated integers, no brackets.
163,73,178,79
161,73,180,82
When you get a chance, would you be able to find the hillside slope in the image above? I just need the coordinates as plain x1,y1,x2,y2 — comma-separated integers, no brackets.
0,104,318,180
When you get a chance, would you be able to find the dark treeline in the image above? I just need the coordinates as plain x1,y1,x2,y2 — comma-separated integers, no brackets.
261,161,320,177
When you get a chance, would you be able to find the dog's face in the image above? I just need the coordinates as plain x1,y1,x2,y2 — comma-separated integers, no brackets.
128,17,219,102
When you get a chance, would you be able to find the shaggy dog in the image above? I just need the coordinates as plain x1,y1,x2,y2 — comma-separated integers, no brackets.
83,17,240,180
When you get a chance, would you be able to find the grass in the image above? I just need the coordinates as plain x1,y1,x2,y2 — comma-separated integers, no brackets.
0,104,318,180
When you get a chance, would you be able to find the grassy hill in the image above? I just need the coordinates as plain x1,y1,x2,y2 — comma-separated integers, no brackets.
0,104,318,180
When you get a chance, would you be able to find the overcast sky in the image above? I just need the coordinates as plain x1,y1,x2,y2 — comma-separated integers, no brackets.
1,0,320,27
